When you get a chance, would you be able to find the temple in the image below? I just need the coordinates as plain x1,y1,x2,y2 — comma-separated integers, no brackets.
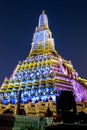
0,10,87,116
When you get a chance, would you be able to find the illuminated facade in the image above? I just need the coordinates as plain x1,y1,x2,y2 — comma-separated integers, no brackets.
0,11,87,115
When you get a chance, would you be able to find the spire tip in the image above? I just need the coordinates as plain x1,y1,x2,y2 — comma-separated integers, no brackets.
42,10,45,14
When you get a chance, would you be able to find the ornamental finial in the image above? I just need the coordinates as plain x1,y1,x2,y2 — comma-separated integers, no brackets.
42,10,45,14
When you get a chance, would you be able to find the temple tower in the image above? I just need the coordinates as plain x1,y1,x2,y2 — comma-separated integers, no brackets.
0,11,87,116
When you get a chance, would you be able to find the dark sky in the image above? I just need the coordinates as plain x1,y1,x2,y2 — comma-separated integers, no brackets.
0,0,87,85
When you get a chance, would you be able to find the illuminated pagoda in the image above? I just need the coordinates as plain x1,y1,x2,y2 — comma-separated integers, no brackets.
0,10,87,116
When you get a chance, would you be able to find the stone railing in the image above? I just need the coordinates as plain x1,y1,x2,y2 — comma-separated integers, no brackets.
0,114,41,130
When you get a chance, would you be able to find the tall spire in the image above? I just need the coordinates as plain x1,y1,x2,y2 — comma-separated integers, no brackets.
38,10,49,29
30,10,56,54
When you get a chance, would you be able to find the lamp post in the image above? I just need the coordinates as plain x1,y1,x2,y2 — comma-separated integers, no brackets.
16,88,22,115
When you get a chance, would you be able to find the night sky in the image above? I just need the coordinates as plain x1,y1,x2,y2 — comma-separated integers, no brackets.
0,0,87,86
